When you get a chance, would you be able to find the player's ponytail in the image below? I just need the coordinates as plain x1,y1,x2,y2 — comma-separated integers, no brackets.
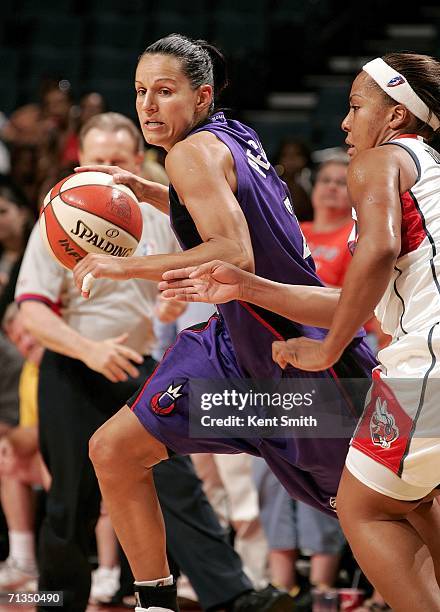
196,40,229,100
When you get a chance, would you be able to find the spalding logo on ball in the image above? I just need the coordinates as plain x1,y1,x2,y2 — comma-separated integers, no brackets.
39,171,143,270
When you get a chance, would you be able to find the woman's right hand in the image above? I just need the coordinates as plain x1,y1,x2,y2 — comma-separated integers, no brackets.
159,260,248,304
74,165,167,208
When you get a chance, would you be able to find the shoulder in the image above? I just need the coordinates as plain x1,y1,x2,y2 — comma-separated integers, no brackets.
348,145,416,194
165,131,232,178
347,148,401,186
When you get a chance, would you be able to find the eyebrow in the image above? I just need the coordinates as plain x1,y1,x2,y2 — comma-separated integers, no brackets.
135,77,177,85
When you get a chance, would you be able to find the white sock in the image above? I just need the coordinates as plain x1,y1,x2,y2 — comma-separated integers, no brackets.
135,575,173,587
8,531,36,569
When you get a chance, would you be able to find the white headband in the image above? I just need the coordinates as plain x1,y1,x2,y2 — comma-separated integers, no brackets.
363,57,440,131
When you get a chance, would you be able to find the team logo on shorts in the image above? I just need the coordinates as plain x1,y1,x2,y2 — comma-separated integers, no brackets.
151,382,185,415
387,75,405,87
370,397,399,449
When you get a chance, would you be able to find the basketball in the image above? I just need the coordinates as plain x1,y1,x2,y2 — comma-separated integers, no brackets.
39,171,143,270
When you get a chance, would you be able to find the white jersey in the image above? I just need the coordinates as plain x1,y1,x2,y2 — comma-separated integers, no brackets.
15,204,180,356
374,136,440,340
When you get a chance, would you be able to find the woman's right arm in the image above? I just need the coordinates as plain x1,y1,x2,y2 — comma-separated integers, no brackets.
74,165,170,214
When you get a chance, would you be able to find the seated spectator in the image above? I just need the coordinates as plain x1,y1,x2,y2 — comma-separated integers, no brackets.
274,138,314,222
301,157,391,351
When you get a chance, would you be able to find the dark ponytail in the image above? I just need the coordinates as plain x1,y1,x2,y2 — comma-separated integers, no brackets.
196,40,229,99
140,34,229,112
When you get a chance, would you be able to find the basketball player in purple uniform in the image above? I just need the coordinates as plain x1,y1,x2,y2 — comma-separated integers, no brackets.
73,35,375,612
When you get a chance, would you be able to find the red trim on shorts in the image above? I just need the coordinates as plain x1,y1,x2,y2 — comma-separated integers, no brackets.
238,301,284,340
237,300,357,416
129,315,219,412
238,300,342,379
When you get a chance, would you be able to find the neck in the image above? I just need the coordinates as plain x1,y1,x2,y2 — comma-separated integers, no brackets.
313,208,352,233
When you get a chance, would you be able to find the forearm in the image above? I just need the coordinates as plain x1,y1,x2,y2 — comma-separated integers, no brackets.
324,241,397,354
20,302,93,362
243,275,340,328
140,182,170,215
126,237,253,282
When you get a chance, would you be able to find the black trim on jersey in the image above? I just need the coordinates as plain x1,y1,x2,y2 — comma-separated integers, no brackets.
381,141,421,182
408,189,440,298
397,322,438,477
393,265,408,335
169,185,202,249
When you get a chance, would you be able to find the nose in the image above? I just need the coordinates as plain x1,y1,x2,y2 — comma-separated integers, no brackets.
142,91,157,113
341,112,350,133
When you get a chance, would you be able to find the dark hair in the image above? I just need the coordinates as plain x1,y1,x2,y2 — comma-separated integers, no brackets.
140,34,228,113
376,53,440,135
0,175,36,256
0,176,32,211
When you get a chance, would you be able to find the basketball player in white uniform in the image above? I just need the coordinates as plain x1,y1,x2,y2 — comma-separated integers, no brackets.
160,53,440,611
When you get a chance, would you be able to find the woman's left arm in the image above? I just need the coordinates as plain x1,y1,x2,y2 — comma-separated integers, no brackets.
274,148,402,371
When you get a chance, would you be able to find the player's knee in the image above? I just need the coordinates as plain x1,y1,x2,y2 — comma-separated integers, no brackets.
89,425,120,475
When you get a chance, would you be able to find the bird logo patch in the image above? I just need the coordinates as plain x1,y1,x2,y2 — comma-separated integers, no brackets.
151,382,185,415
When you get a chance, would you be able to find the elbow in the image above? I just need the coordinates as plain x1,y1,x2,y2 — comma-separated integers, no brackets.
378,240,400,265
19,302,42,335
213,237,254,273
359,236,400,268
235,244,254,274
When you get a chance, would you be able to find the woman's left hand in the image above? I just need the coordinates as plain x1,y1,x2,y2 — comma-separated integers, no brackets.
272,337,341,371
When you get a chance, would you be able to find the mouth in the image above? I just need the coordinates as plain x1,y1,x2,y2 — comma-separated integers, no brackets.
345,141,355,156
144,121,165,129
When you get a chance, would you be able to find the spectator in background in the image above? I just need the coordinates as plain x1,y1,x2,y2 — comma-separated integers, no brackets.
301,157,353,287
301,157,390,352
0,303,45,592
0,179,41,592
38,80,78,176
274,138,314,222
76,92,106,128
1,79,79,206
0,178,36,436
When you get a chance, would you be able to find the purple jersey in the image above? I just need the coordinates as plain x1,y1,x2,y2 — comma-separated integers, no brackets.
128,113,377,516
170,112,373,379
